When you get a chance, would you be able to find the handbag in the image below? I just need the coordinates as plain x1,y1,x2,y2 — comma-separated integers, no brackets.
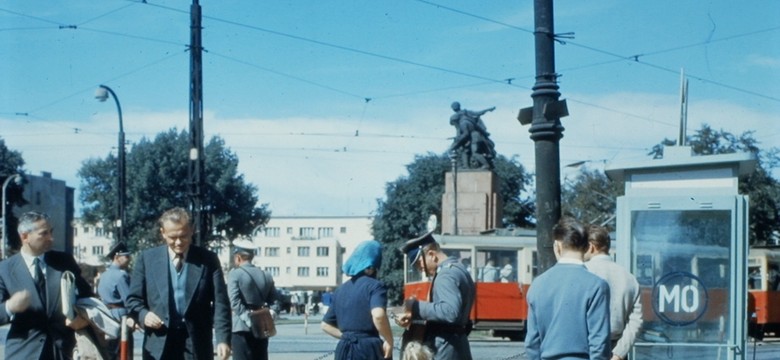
239,267,277,339
249,307,276,339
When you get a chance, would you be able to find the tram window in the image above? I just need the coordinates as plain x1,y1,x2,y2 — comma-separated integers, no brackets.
475,250,517,282
769,263,780,291
748,266,762,290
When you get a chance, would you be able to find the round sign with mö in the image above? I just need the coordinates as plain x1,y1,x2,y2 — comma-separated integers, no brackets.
652,271,709,326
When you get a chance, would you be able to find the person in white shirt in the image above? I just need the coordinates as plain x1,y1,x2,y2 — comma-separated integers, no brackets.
585,225,643,360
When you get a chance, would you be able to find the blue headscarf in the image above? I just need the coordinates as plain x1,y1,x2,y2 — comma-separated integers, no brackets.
342,240,383,276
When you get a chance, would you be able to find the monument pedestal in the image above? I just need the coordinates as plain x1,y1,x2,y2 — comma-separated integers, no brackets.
441,170,502,235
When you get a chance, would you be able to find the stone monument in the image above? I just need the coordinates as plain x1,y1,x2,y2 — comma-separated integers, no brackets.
442,102,502,235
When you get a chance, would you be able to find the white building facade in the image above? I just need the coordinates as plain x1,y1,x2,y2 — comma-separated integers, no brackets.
71,218,113,267
250,215,374,291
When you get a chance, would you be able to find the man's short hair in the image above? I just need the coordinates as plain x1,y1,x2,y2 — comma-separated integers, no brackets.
18,211,50,235
552,216,588,251
587,225,611,253
158,207,191,228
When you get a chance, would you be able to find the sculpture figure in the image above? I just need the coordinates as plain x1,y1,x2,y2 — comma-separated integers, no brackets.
448,101,497,170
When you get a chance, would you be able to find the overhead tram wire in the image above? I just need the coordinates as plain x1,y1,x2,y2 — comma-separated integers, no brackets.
21,51,185,116
127,1,683,125
416,0,780,103
208,51,367,101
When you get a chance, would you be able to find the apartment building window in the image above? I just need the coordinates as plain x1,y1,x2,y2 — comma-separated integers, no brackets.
340,226,347,234
92,246,104,255
318,227,333,238
287,247,291,254
316,267,329,277
73,227,78,236
83,227,90,234
265,247,279,257
297,246,310,257
264,267,280,277
287,227,293,234
297,267,310,277
299,227,314,238
286,267,291,274
95,228,104,237
264,227,280,237
316,246,329,257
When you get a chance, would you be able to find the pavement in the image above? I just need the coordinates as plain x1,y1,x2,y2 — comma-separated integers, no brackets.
0,313,330,360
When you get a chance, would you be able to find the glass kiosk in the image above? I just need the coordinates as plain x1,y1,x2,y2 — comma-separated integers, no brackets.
606,148,756,360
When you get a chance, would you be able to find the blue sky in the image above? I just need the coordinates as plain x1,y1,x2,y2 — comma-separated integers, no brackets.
1,1,778,217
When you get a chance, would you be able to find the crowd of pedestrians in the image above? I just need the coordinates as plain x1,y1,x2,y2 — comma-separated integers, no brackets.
0,208,642,360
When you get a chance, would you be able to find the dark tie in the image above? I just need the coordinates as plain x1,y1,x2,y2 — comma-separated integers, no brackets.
174,254,183,273
33,257,46,305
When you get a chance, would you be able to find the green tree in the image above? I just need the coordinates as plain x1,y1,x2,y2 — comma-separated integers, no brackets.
0,137,27,250
649,124,780,245
372,152,533,304
78,129,270,252
562,166,622,228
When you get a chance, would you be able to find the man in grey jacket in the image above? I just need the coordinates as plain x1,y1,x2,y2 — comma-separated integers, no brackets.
585,225,643,360
227,239,277,360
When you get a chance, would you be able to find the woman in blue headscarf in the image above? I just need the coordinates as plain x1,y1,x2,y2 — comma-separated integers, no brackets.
321,240,394,359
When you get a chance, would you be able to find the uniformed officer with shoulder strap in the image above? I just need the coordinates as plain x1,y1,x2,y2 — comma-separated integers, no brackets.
227,239,278,360
397,231,476,360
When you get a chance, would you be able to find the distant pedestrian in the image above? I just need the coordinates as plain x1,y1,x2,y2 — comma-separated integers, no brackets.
291,292,300,316
524,217,611,360
97,241,135,360
0,211,94,359
321,240,394,359
228,239,278,360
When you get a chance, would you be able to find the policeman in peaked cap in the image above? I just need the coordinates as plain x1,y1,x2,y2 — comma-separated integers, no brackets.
97,241,134,359
397,231,475,360
106,241,131,260
400,231,437,271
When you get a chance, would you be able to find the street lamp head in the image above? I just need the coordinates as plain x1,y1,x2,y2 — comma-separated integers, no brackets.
12,174,23,186
95,86,109,102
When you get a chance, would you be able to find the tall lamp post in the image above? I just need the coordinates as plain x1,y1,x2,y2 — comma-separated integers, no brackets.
2,174,23,260
95,85,126,245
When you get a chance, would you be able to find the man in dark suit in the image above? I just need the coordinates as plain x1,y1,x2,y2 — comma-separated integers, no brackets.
126,207,231,360
0,211,93,360
227,239,277,360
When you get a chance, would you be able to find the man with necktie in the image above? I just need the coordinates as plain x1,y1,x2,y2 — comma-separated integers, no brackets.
126,207,231,360
0,211,93,360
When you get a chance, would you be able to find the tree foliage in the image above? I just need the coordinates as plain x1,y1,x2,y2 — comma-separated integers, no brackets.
0,138,27,249
649,124,779,245
562,166,622,228
78,129,270,252
372,152,533,304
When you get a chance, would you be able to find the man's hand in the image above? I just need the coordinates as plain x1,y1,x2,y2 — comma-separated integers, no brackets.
66,314,89,330
6,290,31,314
216,342,231,360
125,316,138,330
143,312,164,329
382,340,393,359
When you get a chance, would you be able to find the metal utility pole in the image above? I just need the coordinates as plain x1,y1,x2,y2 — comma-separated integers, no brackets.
189,0,206,246
517,0,569,275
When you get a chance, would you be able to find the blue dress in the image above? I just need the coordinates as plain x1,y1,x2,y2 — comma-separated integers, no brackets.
322,275,388,360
